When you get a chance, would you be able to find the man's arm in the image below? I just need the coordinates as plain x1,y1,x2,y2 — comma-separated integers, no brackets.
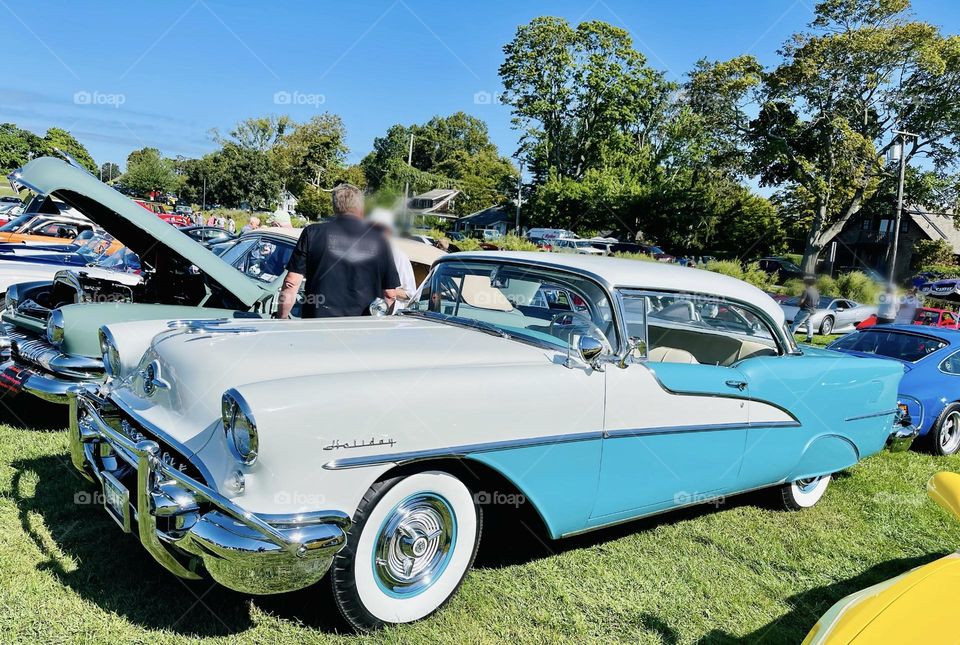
276,272,303,319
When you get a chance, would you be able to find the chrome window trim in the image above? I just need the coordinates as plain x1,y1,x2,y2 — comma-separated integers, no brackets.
614,287,789,358
427,256,626,354
844,408,898,422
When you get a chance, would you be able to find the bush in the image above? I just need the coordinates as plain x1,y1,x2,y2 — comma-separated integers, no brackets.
912,239,956,269
703,260,773,290
495,234,539,251
614,251,656,262
917,264,960,279
836,271,881,304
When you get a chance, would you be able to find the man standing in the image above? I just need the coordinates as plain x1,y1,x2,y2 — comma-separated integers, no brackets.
276,184,398,319
791,275,820,342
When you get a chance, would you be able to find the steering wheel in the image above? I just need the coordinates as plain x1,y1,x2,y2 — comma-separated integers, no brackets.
548,311,612,352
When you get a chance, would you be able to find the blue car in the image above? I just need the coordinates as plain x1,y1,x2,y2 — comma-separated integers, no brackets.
829,325,960,455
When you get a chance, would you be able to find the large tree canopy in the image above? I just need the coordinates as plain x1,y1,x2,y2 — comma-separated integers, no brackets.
702,0,960,272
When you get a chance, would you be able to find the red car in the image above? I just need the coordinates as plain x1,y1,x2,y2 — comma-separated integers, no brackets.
134,200,190,227
856,307,959,330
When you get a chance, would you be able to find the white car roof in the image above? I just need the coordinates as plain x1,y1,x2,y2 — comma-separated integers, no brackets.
445,251,785,325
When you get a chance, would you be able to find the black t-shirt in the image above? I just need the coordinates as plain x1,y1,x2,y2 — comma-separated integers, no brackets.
286,216,400,318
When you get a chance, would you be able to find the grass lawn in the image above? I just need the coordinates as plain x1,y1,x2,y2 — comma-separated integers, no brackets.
0,404,957,643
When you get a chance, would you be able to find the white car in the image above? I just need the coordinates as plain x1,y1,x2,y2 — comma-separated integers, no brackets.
552,238,604,255
69,252,910,630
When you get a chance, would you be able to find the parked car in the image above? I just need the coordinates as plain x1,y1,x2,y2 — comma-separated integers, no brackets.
0,232,119,269
136,200,191,227
804,471,960,643
179,225,235,247
637,243,675,262
0,210,94,245
781,296,877,335
552,238,604,255
758,257,805,283
69,251,913,629
0,156,446,405
829,325,960,455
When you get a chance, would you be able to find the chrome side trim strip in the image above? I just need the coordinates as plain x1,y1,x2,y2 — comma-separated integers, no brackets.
323,431,604,470
322,420,802,470
605,420,799,439
844,409,898,422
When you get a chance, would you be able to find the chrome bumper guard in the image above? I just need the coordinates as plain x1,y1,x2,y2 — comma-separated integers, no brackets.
887,408,918,452
0,359,81,403
67,388,350,595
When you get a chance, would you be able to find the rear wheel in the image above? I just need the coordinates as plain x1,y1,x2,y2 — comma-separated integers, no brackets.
819,316,834,335
929,404,960,456
778,475,831,510
331,470,482,631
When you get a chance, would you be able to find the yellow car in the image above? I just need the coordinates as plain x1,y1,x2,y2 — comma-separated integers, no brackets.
803,472,960,644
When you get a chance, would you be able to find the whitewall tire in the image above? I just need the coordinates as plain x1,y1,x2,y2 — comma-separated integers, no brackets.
779,475,831,510
331,470,481,630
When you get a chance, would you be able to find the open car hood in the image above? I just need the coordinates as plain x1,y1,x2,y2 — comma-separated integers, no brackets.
9,157,267,308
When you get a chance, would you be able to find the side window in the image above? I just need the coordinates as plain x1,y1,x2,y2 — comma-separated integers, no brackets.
244,239,294,283
643,293,779,365
941,351,960,374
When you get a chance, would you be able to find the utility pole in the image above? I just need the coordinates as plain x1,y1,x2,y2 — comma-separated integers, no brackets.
202,175,207,212
887,129,918,286
515,163,523,234
403,133,414,232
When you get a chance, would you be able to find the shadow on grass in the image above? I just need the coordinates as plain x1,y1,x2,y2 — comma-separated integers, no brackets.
9,453,356,637
0,392,67,431
694,553,942,643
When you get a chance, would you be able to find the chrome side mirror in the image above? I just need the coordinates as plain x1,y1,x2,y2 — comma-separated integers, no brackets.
369,297,390,317
578,335,604,365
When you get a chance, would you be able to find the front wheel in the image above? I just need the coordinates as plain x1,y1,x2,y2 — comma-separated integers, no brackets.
778,475,831,510
331,470,482,631
819,316,834,335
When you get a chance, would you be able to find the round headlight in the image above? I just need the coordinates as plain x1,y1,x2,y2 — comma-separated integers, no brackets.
99,328,121,378
222,389,258,465
46,309,65,346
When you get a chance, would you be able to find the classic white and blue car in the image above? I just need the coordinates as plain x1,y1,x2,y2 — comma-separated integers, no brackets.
68,252,915,630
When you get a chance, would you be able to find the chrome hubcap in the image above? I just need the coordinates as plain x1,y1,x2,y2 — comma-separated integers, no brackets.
373,493,456,597
794,477,821,493
941,412,960,453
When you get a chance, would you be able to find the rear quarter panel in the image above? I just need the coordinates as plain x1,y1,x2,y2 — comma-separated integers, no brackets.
736,350,903,487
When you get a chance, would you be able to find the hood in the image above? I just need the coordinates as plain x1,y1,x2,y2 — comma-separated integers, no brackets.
110,315,551,445
9,158,266,308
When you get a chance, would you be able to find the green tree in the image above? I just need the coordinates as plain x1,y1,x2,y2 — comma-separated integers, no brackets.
122,147,178,196
0,123,42,171
272,113,348,195
744,0,960,273
40,127,96,172
99,162,121,182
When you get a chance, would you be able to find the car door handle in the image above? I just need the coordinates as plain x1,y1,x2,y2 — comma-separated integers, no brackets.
725,380,748,391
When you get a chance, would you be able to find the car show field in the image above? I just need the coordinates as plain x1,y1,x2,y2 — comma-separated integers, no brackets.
0,408,956,643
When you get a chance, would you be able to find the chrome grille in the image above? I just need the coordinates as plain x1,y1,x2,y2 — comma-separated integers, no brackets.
6,324,102,377
10,331,59,372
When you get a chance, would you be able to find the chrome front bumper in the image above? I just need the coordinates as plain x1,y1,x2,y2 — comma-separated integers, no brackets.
67,388,350,594
0,359,84,403
0,325,104,403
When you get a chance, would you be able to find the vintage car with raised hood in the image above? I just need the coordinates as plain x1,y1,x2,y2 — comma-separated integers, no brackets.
0,156,444,403
70,252,916,630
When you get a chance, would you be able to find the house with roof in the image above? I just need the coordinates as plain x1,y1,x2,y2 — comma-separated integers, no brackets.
831,205,959,279
453,204,516,236
407,189,460,219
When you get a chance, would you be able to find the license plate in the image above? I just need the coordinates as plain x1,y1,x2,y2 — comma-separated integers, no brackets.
101,471,131,533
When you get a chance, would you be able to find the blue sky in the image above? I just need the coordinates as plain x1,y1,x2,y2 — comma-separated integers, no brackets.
2,0,958,169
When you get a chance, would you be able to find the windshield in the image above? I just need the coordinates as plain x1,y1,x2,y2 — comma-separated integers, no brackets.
76,234,116,263
0,213,35,232
404,260,617,352
96,247,141,273
829,330,948,362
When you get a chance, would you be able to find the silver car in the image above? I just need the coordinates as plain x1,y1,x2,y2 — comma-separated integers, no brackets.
781,296,877,335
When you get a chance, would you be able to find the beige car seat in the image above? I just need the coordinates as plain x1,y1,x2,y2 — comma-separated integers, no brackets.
647,346,699,364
